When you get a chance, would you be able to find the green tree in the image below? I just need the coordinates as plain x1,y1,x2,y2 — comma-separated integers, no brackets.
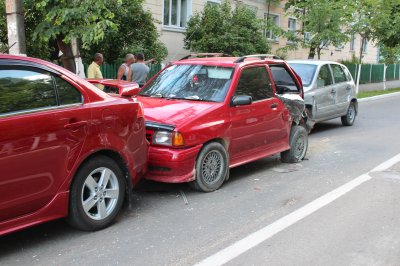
184,1,270,56
1,0,167,71
285,0,354,59
80,0,167,64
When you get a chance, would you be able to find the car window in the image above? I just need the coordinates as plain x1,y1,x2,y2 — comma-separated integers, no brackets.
0,66,57,115
139,64,233,102
269,65,300,94
235,66,274,101
341,65,353,81
330,64,347,84
288,63,317,87
54,76,83,105
317,65,333,88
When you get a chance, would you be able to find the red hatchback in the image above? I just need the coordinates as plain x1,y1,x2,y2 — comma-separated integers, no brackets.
0,55,147,235
138,55,309,192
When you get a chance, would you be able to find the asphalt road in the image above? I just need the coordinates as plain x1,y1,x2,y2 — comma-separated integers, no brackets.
1,95,400,266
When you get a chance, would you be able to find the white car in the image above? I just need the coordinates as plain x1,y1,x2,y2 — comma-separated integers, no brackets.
288,60,358,128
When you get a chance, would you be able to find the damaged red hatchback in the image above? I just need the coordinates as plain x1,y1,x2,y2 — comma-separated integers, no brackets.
138,54,309,192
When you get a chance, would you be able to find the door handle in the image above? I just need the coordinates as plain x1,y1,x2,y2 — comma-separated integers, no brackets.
270,103,278,109
64,120,88,130
331,89,336,94
346,87,351,91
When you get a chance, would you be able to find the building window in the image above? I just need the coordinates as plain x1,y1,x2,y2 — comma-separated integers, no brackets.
350,34,355,51
288,18,296,32
244,4,258,14
362,38,368,53
264,14,279,41
304,32,311,43
163,0,191,28
207,0,221,6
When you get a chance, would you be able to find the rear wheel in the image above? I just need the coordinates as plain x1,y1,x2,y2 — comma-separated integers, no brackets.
341,102,357,126
281,126,308,163
67,155,126,231
189,142,228,192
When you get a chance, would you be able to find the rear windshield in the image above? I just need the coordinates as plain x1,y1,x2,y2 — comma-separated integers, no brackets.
288,63,317,87
139,64,234,102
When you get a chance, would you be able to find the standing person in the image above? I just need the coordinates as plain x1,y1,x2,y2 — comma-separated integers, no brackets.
117,53,135,80
130,53,150,87
87,53,104,90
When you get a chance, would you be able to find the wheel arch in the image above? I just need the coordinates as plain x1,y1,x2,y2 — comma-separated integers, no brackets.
70,149,133,203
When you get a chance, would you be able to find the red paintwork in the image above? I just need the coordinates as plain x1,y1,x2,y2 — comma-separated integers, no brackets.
0,55,147,236
140,57,303,183
86,78,140,95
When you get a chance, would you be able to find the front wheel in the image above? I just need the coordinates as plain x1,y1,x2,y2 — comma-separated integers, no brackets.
281,126,308,163
67,155,126,231
189,142,229,192
341,102,357,126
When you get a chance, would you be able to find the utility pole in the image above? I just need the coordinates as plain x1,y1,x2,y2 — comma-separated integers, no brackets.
5,0,26,55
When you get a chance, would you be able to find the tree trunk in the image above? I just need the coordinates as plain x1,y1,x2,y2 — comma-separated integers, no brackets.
317,47,322,59
308,46,316,59
56,35,76,73
359,36,365,64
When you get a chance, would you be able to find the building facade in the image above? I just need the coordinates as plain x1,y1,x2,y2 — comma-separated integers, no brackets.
143,0,379,63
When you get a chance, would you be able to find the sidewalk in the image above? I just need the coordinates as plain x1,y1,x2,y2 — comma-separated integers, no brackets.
359,80,400,92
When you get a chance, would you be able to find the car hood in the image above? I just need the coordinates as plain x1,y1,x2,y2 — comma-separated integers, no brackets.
137,96,221,127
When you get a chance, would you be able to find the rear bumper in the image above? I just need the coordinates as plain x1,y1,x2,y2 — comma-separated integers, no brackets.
144,144,203,183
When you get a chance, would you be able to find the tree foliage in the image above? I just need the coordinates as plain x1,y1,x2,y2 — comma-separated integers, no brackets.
184,1,270,56
1,0,167,68
285,0,354,59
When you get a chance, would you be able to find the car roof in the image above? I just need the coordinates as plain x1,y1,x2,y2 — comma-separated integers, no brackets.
86,78,139,89
287,59,345,66
175,57,286,68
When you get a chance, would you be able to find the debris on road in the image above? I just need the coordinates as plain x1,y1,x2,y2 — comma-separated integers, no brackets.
180,190,189,205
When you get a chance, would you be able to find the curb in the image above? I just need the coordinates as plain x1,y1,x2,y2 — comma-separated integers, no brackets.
358,91,400,103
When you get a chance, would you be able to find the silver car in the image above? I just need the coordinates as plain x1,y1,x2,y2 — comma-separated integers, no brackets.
288,60,358,128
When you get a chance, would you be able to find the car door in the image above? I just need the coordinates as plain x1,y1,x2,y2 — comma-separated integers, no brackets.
229,66,287,163
330,64,353,115
314,64,337,119
0,66,90,222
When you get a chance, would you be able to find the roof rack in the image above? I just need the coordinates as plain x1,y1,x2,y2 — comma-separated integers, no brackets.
234,54,282,63
179,53,230,60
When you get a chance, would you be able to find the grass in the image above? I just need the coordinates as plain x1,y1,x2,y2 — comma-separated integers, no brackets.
357,87,400,99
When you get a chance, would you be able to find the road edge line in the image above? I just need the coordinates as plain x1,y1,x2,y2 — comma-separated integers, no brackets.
194,153,400,266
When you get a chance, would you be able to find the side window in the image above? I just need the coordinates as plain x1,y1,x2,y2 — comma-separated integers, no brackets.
54,76,83,105
0,67,56,115
317,65,333,88
269,65,299,94
330,64,347,83
341,65,353,81
235,67,274,101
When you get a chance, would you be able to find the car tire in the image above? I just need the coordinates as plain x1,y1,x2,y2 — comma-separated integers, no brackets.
281,126,308,163
67,155,126,231
341,102,357,126
189,142,229,192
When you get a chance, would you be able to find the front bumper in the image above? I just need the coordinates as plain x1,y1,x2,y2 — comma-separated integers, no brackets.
144,144,203,183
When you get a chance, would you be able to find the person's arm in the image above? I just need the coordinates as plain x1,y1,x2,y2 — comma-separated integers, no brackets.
117,65,125,80
144,58,155,65
127,67,132,82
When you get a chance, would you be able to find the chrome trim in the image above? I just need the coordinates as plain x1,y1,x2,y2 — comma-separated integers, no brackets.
0,103,83,118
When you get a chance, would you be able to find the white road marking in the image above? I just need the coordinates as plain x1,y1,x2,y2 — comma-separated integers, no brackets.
194,153,400,266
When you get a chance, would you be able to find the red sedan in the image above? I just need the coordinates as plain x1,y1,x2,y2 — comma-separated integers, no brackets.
138,55,309,192
0,55,147,235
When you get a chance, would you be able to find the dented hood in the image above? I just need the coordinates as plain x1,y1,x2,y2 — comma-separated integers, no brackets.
137,96,220,127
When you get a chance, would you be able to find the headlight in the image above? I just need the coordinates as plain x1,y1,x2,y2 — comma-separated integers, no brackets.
153,131,185,146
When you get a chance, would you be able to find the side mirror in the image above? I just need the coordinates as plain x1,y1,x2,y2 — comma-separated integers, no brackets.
231,95,252,106
120,86,140,97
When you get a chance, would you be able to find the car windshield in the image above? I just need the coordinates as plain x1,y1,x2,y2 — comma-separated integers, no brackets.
139,64,234,102
288,63,317,87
